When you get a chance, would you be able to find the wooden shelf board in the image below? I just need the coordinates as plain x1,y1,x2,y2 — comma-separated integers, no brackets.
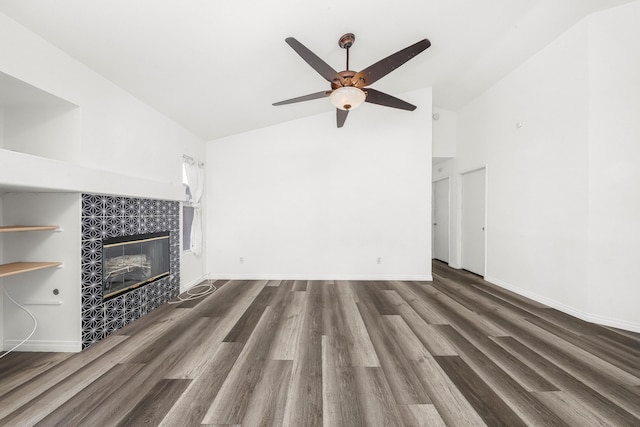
0,225,59,233
0,262,62,278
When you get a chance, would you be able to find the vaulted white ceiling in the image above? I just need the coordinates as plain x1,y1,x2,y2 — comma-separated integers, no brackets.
0,0,632,140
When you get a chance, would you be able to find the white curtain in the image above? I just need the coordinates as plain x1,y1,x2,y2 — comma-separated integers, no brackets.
185,159,204,255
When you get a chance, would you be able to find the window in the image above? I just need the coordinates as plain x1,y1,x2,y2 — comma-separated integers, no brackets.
182,162,194,252
182,155,204,255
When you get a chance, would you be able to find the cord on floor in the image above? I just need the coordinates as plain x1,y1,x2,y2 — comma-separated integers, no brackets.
0,286,38,359
169,277,217,304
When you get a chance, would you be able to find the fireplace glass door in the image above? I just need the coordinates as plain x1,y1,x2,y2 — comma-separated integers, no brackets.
102,232,170,300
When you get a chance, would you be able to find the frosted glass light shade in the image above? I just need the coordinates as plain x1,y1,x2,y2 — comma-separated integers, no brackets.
330,87,366,110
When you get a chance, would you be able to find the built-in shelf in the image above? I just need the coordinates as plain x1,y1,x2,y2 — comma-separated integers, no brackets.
0,225,59,233
0,225,62,278
0,262,63,278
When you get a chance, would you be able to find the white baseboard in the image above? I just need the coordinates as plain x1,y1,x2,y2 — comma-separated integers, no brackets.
3,339,82,353
484,275,640,333
209,274,433,282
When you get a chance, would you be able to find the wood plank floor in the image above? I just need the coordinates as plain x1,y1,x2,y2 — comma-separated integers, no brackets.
1,261,639,426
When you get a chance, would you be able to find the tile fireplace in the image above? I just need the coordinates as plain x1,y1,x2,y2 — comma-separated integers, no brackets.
81,194,180,349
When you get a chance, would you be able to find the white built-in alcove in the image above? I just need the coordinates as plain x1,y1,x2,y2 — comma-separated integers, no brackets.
0,71,80,163
0,71,185,352
0,72,84,351
1,193,82,352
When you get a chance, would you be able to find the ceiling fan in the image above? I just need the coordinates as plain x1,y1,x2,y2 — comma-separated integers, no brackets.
273,33,431,128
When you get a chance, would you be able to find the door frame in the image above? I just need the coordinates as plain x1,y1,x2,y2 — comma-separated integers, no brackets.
457,165,488,277
432,176,450,264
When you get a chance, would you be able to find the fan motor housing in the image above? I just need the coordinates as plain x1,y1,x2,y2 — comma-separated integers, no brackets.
331,70,366,90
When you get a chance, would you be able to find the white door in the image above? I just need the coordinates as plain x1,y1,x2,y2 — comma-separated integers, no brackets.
432,178,449,262
461,168,486,276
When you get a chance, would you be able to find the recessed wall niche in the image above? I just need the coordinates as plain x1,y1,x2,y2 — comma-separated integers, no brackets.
0,71,81,163
81,194,180,349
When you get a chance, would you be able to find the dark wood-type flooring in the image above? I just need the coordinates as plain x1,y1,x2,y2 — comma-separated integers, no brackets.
1,261,639,426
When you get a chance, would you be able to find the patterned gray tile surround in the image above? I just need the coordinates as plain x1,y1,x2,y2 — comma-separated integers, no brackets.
81,194,180,349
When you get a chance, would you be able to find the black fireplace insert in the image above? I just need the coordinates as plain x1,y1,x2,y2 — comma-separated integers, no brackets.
102,231,170,300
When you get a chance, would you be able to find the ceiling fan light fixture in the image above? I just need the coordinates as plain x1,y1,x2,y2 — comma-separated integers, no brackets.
274,35,430,127
330,86,366,111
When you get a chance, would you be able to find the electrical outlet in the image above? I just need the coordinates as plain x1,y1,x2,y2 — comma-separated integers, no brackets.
377,257,382,264
239,257,244,264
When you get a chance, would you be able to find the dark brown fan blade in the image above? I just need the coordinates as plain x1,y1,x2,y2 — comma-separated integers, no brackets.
273,91,331,106
364,88,416,111
354,39,430,86
285,37,345,85
336,108,349,128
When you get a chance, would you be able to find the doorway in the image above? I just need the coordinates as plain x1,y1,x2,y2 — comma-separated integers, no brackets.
461,167,486,276
432,178,449,263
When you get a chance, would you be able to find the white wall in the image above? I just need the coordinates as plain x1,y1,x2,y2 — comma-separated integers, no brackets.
459,18,591,311
3,105,81,163
586,2,640,330
207,88,433,280
447,2,640,331
432,107,457,158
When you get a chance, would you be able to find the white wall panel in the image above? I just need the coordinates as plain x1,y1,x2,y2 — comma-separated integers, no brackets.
207,88,433,280
586,1,640,329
